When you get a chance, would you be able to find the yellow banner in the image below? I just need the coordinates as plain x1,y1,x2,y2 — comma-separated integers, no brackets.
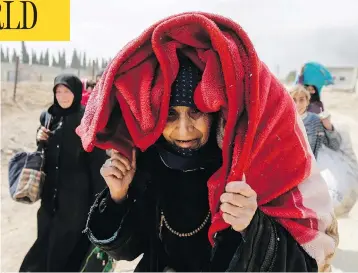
0,0,70,41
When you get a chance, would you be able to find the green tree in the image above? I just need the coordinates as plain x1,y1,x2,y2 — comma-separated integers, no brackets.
52,55,58,67
5,48,10,62
285,70,297,83
57,51,62,68
101,58,108,69
60,50,67,69
0,47,5,62
44,49,50,66
31,50,38,65
82,52,87,69
21,41,30,64
70,49,81,69
94,58,99,70
39,52,44,65
11,49,18,63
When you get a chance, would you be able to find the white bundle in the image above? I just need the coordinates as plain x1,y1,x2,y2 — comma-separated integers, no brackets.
317,122,358,217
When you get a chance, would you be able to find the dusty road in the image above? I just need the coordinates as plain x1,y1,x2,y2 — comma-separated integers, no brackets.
1,83,357,272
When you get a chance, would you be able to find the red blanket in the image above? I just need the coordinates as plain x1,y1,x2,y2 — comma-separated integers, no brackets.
76,12,336,269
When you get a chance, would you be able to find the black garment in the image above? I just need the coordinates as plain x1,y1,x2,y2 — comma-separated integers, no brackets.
85,148,318,272
20,106,108,272
157,146,219,271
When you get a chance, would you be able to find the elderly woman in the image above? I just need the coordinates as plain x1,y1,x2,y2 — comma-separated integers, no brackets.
77,12,338,272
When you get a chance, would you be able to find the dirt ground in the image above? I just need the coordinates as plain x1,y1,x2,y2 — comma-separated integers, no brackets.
1,82,358,272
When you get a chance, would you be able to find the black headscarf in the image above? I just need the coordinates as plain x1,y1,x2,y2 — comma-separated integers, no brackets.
304,84,321,102
51,74,83,117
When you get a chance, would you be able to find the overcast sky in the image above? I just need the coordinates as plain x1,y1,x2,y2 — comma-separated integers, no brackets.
2,0,358,77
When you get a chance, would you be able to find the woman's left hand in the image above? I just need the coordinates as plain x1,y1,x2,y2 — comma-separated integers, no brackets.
220,177,257,232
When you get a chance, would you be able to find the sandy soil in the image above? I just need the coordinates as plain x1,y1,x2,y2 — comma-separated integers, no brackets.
1,82,357,272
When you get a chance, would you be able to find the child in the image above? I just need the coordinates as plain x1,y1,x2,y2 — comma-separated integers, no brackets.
290,85,341,158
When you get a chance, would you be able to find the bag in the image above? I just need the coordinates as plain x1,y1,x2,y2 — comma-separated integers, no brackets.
316,123,358,216
8,113,52,204
80,246,116,272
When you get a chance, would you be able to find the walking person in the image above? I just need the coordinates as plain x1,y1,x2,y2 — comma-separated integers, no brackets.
20,74,108,272
77,12,338,272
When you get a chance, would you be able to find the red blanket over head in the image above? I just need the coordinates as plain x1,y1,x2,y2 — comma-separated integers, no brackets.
77,12,336,269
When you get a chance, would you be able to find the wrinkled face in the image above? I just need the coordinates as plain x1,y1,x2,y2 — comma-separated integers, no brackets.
306,85,316,94
162,106,212,150
55,84,74,109
292,93,309,115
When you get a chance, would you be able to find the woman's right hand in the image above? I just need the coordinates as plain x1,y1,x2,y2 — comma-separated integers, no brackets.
100,148,137,203
37,126,50,142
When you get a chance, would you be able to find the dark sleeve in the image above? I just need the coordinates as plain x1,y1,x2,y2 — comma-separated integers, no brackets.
86,147,109,197
211,210,318,272
35,111,47,146
36,111,47,145
323,126,342,151
311,117,341,156
84,170,152,262
39,111,46,126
